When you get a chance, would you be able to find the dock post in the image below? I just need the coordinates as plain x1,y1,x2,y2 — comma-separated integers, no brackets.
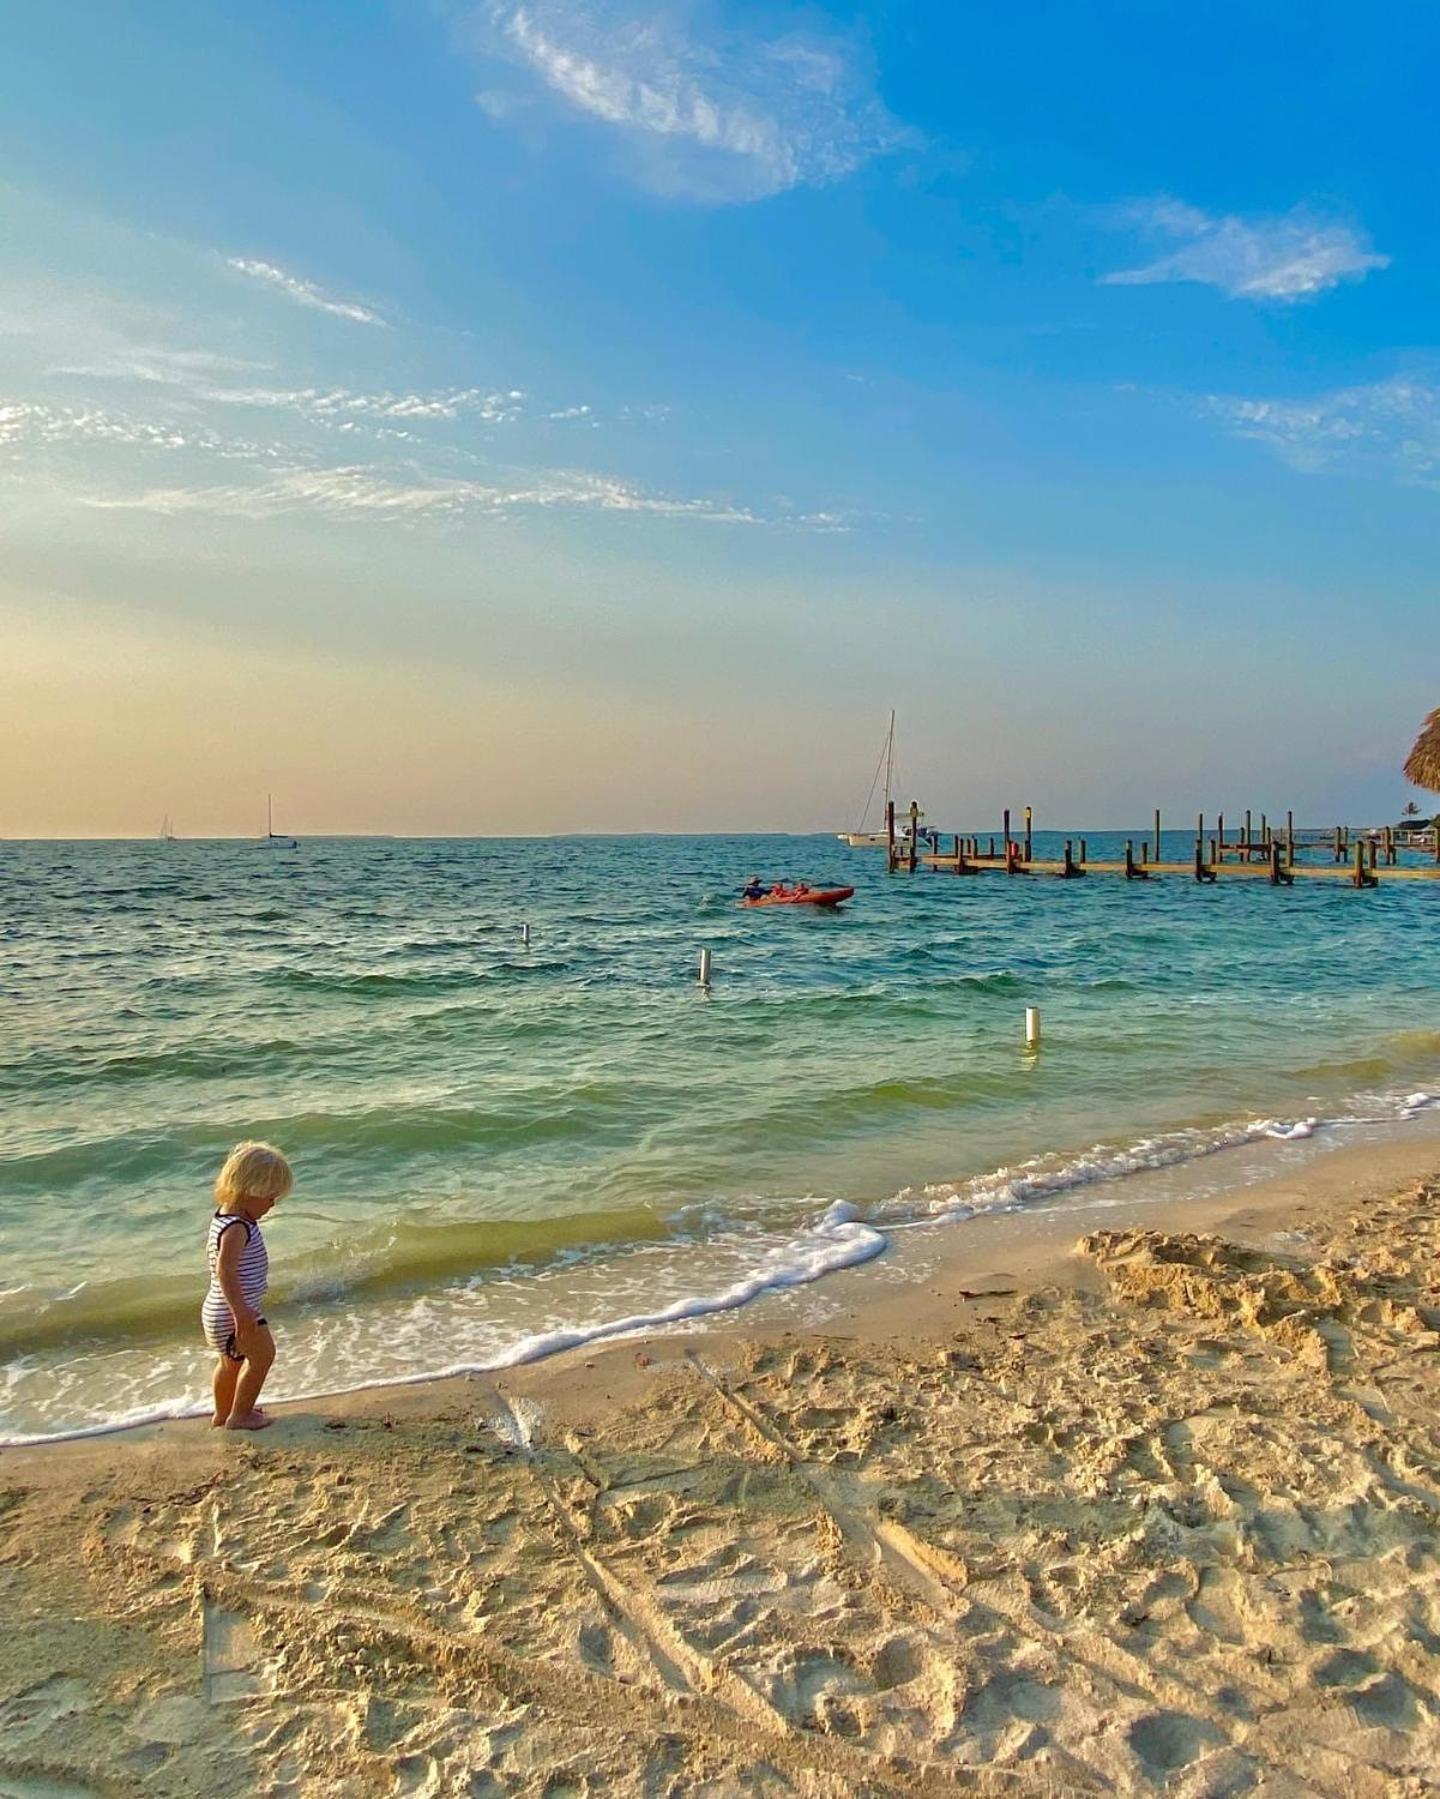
1287,810,1295,866
1024,805,1033,863
1062,838,1084,878
1002,809,1012,862
1268,841,1293,886
1154,809,1162,863
1353,841,1378,889
1217,814,1225,863
1079,837,1087,863
1125,839,1148,880
907,800,919,873
1261,813,1269,849
1333,825,1343,863
1385,826,1396,865
1244,809,1252,850
1195,836,1216,883
886,799,896,871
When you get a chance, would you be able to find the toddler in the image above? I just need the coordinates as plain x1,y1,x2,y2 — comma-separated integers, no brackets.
202,1141,292,1430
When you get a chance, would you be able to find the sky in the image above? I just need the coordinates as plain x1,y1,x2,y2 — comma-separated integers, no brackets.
3,0,1438,836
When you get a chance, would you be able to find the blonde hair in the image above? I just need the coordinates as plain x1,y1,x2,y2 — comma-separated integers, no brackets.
215,1141,293,1208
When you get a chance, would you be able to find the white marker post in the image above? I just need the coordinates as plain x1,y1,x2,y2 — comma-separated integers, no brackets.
698,948,713,989
521,922,531,948
1025,1005,1041,1049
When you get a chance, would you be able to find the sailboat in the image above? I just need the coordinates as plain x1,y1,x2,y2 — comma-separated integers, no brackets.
159,815,177,844
264,794,298,850
838,711,912,847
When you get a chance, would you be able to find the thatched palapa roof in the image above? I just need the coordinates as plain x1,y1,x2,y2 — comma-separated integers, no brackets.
1404,708,1440,794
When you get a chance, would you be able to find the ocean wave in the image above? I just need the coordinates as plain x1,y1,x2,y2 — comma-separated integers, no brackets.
1,1202,886,1446
889,1114,1340,1226
267,968,500,997
0,1202,672,1355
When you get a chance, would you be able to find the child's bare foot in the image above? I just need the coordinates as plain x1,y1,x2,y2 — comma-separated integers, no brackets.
224,1409,274,1431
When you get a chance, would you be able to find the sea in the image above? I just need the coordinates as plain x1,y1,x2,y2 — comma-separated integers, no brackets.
4,832,1440,1445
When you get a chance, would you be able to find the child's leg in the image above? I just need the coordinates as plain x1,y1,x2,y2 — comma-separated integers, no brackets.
225,1325,276,1429
212,1354,240,1427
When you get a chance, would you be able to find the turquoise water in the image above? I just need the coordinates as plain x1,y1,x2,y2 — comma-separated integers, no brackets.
4,832,1439,1441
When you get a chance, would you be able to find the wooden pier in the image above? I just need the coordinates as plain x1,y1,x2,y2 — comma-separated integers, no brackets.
884,803,1440,889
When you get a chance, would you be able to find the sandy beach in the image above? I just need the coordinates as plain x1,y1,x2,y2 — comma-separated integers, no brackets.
3,1137,1439,1795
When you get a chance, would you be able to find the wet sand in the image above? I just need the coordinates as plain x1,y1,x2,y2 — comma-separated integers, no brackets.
3,1137,1439,1795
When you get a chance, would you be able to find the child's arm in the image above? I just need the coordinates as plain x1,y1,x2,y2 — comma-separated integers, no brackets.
215,1225,264,1351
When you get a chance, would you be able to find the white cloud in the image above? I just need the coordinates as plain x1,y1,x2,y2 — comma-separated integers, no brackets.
0,398,270,459
203,384,527,423
1202,376,1440,485
77,461,761,523
53,345,262,386
1104,198,1388,302
224,257,387,326
480,1,902,202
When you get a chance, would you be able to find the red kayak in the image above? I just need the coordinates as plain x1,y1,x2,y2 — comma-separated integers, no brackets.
741,886,854,909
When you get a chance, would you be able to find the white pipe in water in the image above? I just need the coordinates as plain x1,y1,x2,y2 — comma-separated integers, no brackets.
1025,1005,1041,1048
698,948,713,987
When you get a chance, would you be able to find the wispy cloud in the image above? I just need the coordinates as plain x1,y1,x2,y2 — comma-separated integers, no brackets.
1202,375,1440,486
77,462,761,524
478,1,903,202
0,398,275,460
1104,198,1388,302
203,384,527,423
224,257,387,325
53,345,263,386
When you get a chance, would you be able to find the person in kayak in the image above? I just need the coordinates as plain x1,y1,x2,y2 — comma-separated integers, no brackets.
742,876,771,899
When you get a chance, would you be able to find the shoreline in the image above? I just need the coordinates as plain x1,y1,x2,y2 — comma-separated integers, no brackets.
3,1137,1438,1790
9,1129,1438,1460
8,1101,1440,1453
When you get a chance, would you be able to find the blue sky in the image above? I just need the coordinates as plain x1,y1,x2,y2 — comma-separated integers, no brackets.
2,1,1437,834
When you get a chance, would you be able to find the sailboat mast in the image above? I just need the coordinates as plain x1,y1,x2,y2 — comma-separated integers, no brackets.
267,793,273,837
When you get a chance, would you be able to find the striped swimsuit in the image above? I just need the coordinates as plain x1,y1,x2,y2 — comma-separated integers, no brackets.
201,1211,269,1359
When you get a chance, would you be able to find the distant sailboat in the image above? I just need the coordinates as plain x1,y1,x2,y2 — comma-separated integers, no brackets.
838,711,913,848
264,794,297,850
159,815,177,844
